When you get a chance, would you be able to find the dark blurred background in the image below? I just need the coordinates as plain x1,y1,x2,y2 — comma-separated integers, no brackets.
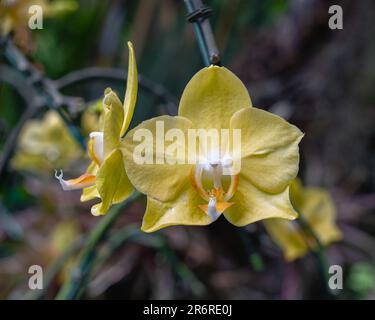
0,0,375,300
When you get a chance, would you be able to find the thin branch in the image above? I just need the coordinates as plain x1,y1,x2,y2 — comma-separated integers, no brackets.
0,63,46,179
54,67,179,115
0,106,40,179
1,38,86,149
0,64,43,104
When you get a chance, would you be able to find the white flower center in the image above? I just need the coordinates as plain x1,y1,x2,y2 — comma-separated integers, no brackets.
192,158,238,203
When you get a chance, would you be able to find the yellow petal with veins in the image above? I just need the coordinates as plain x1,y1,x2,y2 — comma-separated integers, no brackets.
121,41,138,136
122,115,193,202
230,107,303,194
224,178,298,226
178,66,252,130
102,89,124,157
91,149,133,216
141,186,212,233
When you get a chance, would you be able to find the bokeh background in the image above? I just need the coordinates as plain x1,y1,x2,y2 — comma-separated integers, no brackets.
1,0,375,299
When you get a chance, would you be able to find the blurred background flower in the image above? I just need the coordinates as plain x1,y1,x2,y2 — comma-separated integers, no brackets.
264,178,342,261
11,110,83,174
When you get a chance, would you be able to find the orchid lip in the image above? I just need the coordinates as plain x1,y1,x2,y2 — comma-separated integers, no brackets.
191,158,239,217
89,131,104,164
55,169,75,191
55,169,66,189
54,169,96,191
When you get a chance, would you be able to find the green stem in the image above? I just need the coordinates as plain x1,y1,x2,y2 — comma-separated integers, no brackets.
296,215,333,297
73,226,205,298
238,229,264,272
55,192,141,300
184,0,210,66
158,234,206,297
92,224,149,273
183,0,220,67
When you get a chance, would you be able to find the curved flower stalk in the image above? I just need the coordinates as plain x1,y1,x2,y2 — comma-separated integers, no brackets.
55,42,137,216
0,0,77,35
264,179,342,261
122,66,304,232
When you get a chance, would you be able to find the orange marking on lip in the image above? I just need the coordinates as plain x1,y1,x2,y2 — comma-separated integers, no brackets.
66,173,96,185
198,201,234,215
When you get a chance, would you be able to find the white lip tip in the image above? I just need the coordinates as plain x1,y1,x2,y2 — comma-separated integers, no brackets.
54,169,70,191
207,196,220,221
54,169,63,179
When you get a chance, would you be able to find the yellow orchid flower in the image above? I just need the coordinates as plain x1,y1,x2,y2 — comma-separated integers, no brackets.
55,42,137,216
12,110,83,173
0,0,77,35
264,178,342,261
122,65,304,232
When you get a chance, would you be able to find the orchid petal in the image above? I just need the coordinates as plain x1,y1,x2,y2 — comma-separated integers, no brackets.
264,181,342,261
122,115,193,202
230,107,303,194
102,89,124,158
91,149,133,216
141,186,212,233
263,219,308,261
120,41,138,136
224,179,298,226
55,169,96,191
301,188,342,245
178,66,252,130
